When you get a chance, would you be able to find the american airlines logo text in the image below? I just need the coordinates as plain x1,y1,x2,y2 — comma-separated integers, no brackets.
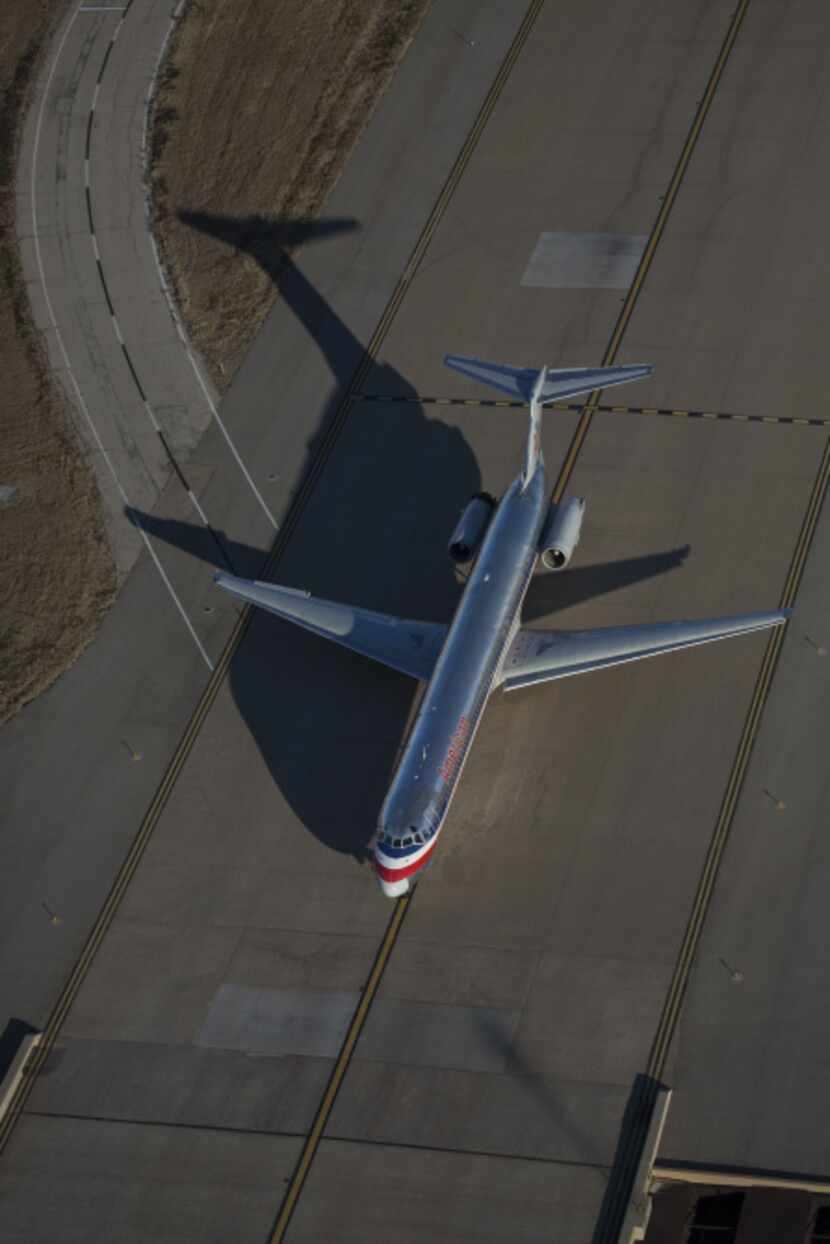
439,716,471,783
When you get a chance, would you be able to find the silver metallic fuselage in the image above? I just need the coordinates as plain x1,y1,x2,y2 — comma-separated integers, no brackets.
374,462,549,894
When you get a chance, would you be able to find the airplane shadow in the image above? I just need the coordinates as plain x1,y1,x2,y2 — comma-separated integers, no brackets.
141,212,480,859
132,212,690,860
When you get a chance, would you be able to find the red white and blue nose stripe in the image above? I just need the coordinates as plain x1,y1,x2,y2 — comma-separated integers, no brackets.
374,832,440,897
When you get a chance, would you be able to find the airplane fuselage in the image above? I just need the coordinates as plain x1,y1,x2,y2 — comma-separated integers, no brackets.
373,462,549,895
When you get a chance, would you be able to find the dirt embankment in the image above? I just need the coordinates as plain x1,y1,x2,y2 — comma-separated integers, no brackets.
0,1,116,725
150,0,431,392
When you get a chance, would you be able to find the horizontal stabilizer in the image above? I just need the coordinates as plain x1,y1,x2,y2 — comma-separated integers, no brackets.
444,355,653,404
213,572,446,682
500,609,791,691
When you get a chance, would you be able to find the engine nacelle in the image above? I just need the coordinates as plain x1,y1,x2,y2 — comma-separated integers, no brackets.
539,497,585,570
448,492,496,564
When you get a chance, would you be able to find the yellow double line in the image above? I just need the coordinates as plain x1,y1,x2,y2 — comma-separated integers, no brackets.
268,896,410,1240
552,0,753,504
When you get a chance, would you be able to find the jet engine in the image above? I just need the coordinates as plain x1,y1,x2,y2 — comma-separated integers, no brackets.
448,492,496,564
539,497,585,570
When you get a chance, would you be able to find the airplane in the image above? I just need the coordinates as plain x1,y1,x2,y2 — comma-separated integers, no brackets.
214,356,790,898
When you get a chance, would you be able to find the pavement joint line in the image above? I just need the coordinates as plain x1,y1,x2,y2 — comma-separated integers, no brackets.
22,1108,609,1169
355,394,830,426
268,895,411,1242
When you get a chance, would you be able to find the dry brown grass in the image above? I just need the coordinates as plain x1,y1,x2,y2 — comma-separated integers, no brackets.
150,0,431,390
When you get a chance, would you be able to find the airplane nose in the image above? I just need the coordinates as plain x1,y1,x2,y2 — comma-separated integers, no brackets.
374,854,410,899
377,871,410,899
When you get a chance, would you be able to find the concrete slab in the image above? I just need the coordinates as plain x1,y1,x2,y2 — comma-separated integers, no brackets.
28,1038,330,1137
328,1059,629,1166
198,984,359,1059
286,1139,605,1244
8,1,830,1241
355,998,520,1073
658,492,830,1175
521,233,649,290
0,1116,300,1244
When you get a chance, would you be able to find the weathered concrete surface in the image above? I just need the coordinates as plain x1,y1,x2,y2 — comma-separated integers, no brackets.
4,0,830,1240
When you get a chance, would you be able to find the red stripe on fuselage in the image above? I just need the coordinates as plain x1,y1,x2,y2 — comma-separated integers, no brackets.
374,838,439,882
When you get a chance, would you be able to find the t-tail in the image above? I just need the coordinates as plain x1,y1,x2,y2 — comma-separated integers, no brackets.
443,355,654,489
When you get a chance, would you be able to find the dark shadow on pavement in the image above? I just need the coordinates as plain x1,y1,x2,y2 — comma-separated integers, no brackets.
522,546,690,624
153,212,478,858
474,1008,611,1175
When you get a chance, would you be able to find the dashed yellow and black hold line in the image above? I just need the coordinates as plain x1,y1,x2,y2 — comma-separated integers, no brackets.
358,393,829,428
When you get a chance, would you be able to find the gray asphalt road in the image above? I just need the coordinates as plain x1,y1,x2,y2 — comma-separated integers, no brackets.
3,0,830,1241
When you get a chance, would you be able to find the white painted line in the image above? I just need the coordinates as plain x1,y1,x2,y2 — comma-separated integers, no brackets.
30,9,213,671
90,233,100,260
187,489,211,528
91,82,100,111
110,314,123,344
142,400,161,433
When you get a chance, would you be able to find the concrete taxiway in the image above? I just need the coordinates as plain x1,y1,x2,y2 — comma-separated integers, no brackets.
3,0,830,1241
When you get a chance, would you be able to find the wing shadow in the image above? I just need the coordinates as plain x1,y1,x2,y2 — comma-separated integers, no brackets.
151,212,478,857
522,546,690,624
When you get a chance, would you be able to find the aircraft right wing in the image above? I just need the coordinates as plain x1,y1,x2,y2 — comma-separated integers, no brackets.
499,610,791,691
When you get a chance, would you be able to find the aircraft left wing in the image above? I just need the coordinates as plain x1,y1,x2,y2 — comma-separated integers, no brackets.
214,572,447,682
499,610,791,691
